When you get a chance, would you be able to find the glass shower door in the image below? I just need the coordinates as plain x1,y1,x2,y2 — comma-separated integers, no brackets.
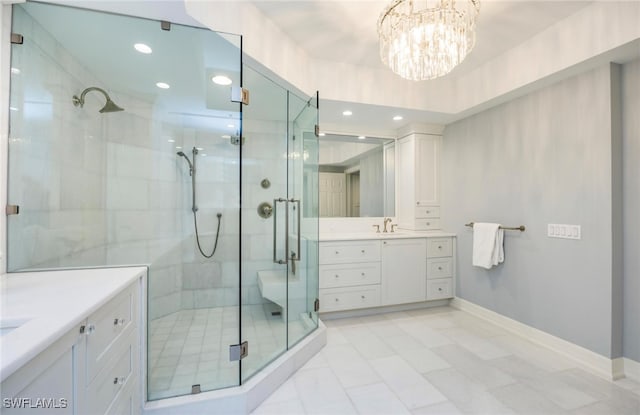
239,65,319,383
287,93,320,346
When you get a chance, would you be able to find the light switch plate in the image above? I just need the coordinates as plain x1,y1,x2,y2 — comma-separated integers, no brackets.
548,224,581,240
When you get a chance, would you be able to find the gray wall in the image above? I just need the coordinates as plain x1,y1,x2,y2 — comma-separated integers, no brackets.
442,65,620,358
622,60,640,362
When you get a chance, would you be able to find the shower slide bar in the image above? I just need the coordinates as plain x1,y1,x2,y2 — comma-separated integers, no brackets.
273,198,301,265
465,222,526,232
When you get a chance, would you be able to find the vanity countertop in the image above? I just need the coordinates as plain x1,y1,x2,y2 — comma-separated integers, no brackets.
0,266,147,382
319,230,456,242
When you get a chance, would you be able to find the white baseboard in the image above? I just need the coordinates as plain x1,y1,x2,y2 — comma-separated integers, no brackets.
624,357,640,382
450,297,622,380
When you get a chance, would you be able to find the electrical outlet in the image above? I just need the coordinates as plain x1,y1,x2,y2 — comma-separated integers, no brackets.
548,224,581,240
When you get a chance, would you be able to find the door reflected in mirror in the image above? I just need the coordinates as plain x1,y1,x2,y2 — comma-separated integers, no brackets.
318,133,395,217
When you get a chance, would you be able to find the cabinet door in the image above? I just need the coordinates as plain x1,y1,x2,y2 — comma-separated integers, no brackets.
381,239,427,305
415,135,441,206
1,348,74,414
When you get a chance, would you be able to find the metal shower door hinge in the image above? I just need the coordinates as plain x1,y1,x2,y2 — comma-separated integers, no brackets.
315,125,320,137
229,341,248,361
6,205,19,216
314,298,320,312
231,86,250,105
10,33,23,44
161,21,171,31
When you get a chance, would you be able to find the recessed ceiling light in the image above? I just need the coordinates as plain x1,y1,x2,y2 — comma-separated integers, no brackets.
167,139,175,143
211,75,232,86
393,115,403,121
156,82,170,89
134,43,152,54
227,124,235,128
342,110,353,116
10,67,20,75
358,136,366,140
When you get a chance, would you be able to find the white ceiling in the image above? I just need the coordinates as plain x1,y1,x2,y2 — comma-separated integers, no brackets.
250,1,592,77
35,0,634,135
247,0,595,132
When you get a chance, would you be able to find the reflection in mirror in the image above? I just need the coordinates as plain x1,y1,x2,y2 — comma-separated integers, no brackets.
319,134,395,217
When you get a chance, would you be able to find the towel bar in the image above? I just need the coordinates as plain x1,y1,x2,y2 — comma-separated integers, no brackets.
465,222,525,232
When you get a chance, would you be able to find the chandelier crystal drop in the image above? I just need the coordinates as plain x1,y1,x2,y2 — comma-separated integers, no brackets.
377,0,480,81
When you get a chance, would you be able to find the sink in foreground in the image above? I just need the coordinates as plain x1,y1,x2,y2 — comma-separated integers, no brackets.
0,317,32,338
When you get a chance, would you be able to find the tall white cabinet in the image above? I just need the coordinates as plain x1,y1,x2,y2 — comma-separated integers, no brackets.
397,133,442,230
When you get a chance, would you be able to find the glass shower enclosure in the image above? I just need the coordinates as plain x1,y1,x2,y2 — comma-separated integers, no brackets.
6,1,319,401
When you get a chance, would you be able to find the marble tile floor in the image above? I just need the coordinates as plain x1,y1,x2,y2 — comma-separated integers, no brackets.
252,306,640,415
147,305,310,400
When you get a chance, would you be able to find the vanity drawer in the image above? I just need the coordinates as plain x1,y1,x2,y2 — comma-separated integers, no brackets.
319,241,380,264
85,282,136,384
320,263,381,289
87,340,134,415
414,218,441,231
427,258,453,278
427,278,453,300
415,206,440,218
426,238,453,258
319,285,381,312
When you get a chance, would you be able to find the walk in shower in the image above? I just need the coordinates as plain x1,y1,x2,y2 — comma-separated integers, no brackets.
6,1,319,402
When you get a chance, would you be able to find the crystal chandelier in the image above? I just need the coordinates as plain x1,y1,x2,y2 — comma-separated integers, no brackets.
377,0,480,81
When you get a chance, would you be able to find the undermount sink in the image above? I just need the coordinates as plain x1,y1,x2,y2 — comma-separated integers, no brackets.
0,317,32,338
375,231,408,237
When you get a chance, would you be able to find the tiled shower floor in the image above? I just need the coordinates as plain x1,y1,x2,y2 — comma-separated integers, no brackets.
147,305,310,400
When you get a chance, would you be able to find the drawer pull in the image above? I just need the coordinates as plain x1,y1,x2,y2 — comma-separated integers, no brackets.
361,250,365,253
335,251,340,255
426,210,431,214
114,318,126,326
438,245,442,249
361,272,365,276
361,295,366,299
438,288,443,292
335,298,339,302
438,266,443,271
335,274,340,278
113,376,125,385
80,324,96,335
427,222,431,226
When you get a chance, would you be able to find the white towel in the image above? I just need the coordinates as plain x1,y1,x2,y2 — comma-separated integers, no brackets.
472,223,505,269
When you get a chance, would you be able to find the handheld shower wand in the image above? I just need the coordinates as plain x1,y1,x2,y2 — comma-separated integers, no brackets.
177,147,221,258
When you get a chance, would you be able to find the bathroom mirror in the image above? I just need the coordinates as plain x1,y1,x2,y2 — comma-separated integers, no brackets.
318,133,395,217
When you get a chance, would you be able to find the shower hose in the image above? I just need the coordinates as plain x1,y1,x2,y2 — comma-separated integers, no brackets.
193,211,222,258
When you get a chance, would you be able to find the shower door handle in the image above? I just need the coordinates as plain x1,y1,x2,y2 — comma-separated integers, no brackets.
273,198,288,265
291,198,301,262
273,198,300,265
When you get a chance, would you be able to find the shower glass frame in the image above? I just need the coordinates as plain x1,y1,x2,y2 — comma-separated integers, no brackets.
5,0,319,402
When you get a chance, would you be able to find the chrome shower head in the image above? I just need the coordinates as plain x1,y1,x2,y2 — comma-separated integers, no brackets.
177,151,194,176
72,86,124,113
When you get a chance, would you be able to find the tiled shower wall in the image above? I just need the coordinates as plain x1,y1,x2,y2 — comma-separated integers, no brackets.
7,6,268,321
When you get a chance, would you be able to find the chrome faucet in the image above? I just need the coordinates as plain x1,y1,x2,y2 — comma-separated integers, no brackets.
383,217,392,233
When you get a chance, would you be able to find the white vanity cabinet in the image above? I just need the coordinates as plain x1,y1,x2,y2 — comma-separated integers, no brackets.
0,276,142,415
381,239,427,305
319,241,382,312
397,133,442,230
78,281,140,415
319,235,455,313
426,238,455,300
0,332,78,414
